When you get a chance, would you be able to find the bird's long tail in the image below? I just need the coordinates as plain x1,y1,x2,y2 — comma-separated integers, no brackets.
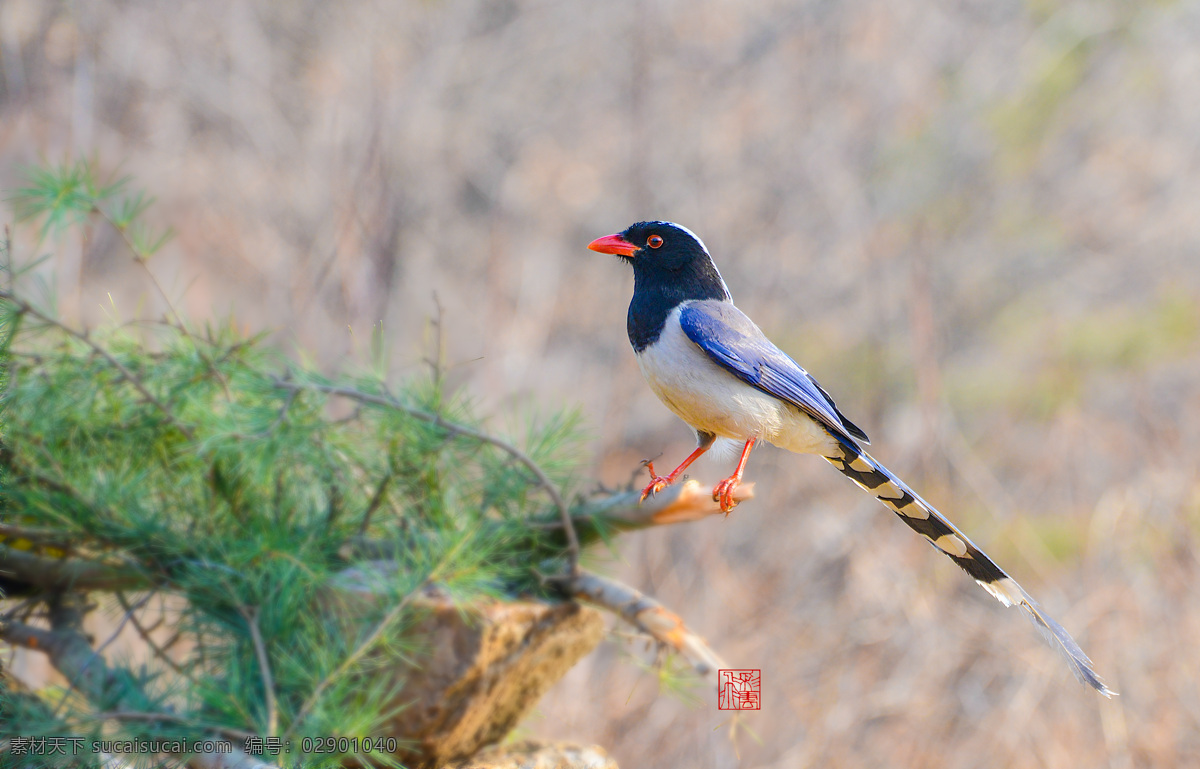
824,440,1114,696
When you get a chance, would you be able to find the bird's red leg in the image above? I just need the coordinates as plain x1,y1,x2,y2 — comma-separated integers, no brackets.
641,444,711,502
713,437,756,515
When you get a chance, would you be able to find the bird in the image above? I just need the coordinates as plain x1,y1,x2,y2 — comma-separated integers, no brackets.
588,220,1114,696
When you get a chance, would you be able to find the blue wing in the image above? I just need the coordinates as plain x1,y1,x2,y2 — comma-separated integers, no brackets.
678,300,869,445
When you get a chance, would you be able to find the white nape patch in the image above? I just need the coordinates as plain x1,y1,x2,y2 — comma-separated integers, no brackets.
934,533,968,557
636,305,839,457
978,577,1023,608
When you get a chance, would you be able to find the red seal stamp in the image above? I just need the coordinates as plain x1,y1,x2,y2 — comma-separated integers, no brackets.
717,669,761,710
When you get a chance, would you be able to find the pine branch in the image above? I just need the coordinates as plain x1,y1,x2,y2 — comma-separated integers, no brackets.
281,578,428,742
275,378,583,575
0,288,194,439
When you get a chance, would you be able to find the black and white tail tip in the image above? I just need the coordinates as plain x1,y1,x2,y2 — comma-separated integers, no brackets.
824,441,1115,697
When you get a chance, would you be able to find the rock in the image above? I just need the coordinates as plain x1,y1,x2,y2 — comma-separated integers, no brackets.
329,568,606,768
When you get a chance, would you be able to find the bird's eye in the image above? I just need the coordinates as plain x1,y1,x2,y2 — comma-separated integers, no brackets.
648,235,663,248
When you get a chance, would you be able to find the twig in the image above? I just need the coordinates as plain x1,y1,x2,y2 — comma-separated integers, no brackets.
275,379,582,575
0,288,193,439
564,569,727,680
239,606,278,738
102,593,152,651
116,592,195,683
92,205,181,324
356,467,394,535
423,292,446,383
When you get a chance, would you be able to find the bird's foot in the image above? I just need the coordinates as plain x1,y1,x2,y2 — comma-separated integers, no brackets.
712,475,743,515
639,461,674,501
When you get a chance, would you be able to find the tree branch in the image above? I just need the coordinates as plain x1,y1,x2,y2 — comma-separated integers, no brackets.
0,545,148,592
0,599,280,769
565,479,755,544
563,569,727,679
342,479,756,562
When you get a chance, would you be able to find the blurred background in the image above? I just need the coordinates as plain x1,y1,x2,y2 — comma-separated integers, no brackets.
2,0,1199,766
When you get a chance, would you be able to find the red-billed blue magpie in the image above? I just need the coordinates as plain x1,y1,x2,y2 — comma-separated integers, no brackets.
589,220,1113,695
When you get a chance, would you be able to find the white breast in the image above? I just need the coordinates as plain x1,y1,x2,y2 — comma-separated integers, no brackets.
635,305,839,456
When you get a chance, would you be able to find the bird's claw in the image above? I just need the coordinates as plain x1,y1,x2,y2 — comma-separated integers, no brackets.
713,476,742,515
639,461,673,502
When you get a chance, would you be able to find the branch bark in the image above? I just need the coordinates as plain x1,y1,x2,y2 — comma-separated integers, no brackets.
564,569,727,679
0,544,148,592
567,478,755,543
344,479,756,561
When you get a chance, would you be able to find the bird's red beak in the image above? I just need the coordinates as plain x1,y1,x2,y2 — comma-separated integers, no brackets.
588,233,639,257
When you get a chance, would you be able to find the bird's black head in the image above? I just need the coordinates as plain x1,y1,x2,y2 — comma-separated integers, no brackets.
588,221,731,351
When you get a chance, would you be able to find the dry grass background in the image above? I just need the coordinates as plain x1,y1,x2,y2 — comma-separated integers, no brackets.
3,0,1200,767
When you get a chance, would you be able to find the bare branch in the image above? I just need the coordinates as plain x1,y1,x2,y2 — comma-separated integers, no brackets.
565,569,727,680
91,204,187,337
570,478,755,536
